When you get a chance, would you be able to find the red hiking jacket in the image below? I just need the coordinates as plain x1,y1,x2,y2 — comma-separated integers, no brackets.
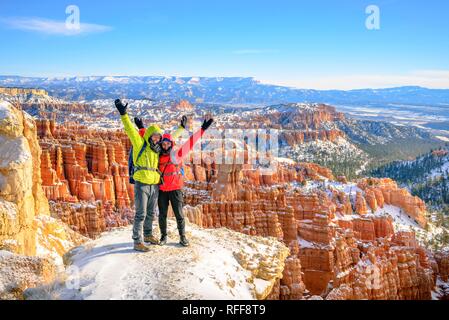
139,127,205,191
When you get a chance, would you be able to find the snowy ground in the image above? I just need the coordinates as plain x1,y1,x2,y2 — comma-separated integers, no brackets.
25,220,288,300
432,278,449,300
285,137,368,168
429,159,449,179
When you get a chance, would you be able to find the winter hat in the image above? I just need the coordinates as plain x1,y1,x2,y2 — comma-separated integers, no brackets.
161,133,174,144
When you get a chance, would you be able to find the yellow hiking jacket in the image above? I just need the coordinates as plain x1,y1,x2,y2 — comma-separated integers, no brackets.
121,114,184,185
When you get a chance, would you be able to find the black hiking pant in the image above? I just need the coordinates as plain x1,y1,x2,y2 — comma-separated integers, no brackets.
158,189,185,237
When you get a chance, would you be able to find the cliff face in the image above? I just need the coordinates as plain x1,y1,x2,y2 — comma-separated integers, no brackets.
0,87,48,96
224,103,347,147
357,178,427,228
0,101,86,298
1,100,50,255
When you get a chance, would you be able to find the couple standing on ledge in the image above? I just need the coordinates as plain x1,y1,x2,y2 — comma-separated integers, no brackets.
114,99,214,252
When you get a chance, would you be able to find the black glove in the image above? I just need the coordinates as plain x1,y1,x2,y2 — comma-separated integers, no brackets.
201,118,214,131
115,99,128,115
134,117,144,129
180,115,188,129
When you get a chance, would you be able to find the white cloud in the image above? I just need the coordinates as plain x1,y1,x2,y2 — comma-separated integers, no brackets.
1,17,112,36
264,70,449,90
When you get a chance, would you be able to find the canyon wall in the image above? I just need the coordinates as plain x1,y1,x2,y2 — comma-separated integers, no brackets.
175,146,437,300
1,100,51,255
0,87,48,96
357,178,427,228
36,119,134,238
0,101,86,298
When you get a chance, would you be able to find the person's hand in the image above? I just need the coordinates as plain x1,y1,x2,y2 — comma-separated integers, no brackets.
115,99,128,115
180,115,188,129
134,117,144,129
201,115,214,131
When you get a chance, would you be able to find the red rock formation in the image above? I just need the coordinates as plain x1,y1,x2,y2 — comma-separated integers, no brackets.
36,121,134,238
432,149,448,157
435,250,449,282
175,100,194,111
355,192,368,215
357,178,427,227
282,129,344,146
326,235,435,300
299,163,334,180
280,241,306,300
373,215,395,239
32,115,439,301
331,190,352,215
352,217,376,242
365,189,378,212
180,153,438,300
37,119,54,138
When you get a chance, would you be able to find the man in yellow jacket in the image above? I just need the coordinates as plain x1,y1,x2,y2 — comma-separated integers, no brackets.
115,99,184,252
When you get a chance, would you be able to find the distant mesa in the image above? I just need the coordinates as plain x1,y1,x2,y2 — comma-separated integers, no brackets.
0,87,48,96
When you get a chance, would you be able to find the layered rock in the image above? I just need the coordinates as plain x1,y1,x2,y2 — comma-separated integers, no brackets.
435,250,449,282
0,101,86,299
357,178,427,227
281,129,344,146
179,144,437,300
1,101,49,255
355,192,368,215
35,120,134,237
0,87,48,96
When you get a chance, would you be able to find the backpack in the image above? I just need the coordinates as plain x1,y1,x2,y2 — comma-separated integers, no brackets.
128,141,148,184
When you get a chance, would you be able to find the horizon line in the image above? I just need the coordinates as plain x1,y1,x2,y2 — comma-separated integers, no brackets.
1,74,449,92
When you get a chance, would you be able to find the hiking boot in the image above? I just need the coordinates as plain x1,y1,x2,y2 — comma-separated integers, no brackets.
159,235,167,246
179,235,190,247
144,235,160,245
134,243,150,252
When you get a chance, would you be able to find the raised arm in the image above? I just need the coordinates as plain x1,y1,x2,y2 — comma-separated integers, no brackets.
115,99,143,150
175,128,205,163
172,126,185,140
174,117,214,163
172,115,188,139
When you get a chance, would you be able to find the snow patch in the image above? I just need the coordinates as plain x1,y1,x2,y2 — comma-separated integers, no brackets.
26,220,288,300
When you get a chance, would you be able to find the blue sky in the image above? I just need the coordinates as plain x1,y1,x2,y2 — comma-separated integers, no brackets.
0,0,448,89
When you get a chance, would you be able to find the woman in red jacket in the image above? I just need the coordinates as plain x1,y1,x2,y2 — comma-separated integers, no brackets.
158,116,214,246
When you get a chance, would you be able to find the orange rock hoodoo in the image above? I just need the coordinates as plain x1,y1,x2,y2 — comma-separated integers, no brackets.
357,178,427,228
177,148,437,300
36,120,133,238
435,251,449,282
